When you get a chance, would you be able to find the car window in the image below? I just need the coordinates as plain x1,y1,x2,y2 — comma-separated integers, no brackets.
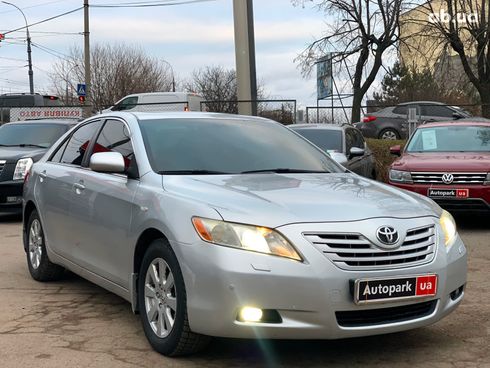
392,105,407,115
50,139,69,162
421,105,454,117
345,128,356,153
0,123,68,148
92,120,134,170
292,129,342,152
351,129,365,148
139,118,343,174
406,125,490,152
59,121,102,166
116,96,138,111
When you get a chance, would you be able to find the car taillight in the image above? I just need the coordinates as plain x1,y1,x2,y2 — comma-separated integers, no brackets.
362,115,377,123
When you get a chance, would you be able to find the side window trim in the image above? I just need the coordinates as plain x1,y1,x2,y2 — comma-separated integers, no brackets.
48,119,103,167
85,117,138,179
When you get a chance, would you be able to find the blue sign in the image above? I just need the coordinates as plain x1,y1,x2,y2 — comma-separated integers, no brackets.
77,83,86,96
317,54,333,100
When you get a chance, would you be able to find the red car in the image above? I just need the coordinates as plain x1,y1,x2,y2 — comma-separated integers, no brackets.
388,121,490,213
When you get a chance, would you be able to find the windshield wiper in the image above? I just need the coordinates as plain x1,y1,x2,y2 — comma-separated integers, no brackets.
241,168,329,174
158,170,231,175
0,143,47,148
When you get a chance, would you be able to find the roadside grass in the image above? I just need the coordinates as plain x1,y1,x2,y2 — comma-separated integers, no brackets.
366,138,407,183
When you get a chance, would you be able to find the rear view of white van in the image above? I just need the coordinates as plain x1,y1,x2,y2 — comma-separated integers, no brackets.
103,92,204,113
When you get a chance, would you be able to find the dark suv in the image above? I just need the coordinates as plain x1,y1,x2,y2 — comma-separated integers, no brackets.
355,101,470,140
0,93,61,124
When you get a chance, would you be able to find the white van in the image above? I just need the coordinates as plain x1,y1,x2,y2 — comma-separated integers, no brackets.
103,92,204,113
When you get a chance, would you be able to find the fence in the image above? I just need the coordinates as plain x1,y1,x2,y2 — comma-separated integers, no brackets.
200,100,297,125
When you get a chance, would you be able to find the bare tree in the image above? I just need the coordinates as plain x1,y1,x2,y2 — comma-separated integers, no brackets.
185,66,238,113
49,43,173,111
293,0,404,123
405,1,490,117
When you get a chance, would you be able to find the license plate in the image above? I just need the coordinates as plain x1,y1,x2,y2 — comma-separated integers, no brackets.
6,196,21,203
428,188,469,199
354,275,437,304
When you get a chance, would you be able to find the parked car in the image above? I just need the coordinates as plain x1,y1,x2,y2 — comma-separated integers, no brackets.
388,121,490,213
23,112,466,356
0,120,76,212
102,92,204,113
290,123,376,178
355,101,470,140
0,93,62,124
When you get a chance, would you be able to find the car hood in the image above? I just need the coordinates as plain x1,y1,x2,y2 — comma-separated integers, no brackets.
162,173,439,228
0,147,47,163
391,152,490,172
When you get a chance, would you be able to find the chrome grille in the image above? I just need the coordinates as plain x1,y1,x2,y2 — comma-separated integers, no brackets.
411,172,486,185
0,160,5,175
304,225,436,271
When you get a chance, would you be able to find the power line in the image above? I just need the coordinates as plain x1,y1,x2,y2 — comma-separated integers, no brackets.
91,0,215,8
0,0,78,15
3,7,83,35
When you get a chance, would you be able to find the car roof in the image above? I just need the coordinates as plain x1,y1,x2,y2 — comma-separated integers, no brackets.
418,120,490,128
3,119,76,126
290,124,344,131
96,111,275,122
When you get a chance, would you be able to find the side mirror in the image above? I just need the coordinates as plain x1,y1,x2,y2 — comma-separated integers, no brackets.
349,147,365,159
390,145,402,156
90,152,125,173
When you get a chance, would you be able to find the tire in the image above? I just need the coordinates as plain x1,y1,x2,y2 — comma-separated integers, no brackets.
378,128,400,140
26,210,65,281
138,239,210,356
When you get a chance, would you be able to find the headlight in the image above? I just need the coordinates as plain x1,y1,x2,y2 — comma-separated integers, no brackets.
192,217,302,261
13,158,33,181
440,210,457,247
485,173,490,185
389,169,413,183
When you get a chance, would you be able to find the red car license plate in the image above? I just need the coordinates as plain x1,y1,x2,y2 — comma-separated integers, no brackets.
355,275,438,304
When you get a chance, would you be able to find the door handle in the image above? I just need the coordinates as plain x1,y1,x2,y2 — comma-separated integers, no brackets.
39,171,47,182
74,183,85,192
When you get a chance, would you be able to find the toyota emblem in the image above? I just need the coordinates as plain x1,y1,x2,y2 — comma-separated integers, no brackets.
442,173,454,185
376,226,399,246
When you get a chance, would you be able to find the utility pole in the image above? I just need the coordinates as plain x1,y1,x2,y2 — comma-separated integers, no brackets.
84,0,91,115
233,0,257,116
2,1,34,94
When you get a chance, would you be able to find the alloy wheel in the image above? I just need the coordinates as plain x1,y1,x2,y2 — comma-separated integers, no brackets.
28,219,43,270
381,130,398,140
144,258,177,338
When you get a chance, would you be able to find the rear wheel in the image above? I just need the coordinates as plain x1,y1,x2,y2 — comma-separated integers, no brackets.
26,210,65,281
378,128,400,140
138,239,210,356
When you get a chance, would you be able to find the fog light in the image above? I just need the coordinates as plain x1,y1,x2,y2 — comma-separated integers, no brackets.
239,307,263,322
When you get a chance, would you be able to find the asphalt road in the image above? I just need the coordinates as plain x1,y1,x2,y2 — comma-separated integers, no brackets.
0,213,488,368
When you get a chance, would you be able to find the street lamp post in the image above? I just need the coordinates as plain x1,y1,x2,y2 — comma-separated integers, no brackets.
2,1,34,94
161,59,176,92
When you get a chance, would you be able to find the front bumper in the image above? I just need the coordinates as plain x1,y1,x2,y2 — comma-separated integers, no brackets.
174,217,467,339
0,180,23,211
390,182,490,213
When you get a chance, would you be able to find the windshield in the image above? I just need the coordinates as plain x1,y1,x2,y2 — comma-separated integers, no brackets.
406,125,490,152
0,123,69,148
292,128,343,153
138,118,342,174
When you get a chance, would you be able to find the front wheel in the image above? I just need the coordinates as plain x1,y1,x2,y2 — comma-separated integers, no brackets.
26,210,65,281
138,239,210,356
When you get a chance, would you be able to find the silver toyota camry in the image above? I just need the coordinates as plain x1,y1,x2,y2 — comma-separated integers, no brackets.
22,112,467,356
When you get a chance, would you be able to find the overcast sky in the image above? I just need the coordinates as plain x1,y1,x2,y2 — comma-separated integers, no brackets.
0,0,339,107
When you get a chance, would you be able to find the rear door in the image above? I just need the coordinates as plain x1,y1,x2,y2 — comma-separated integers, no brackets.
68,118,139,286
35,120,102,259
